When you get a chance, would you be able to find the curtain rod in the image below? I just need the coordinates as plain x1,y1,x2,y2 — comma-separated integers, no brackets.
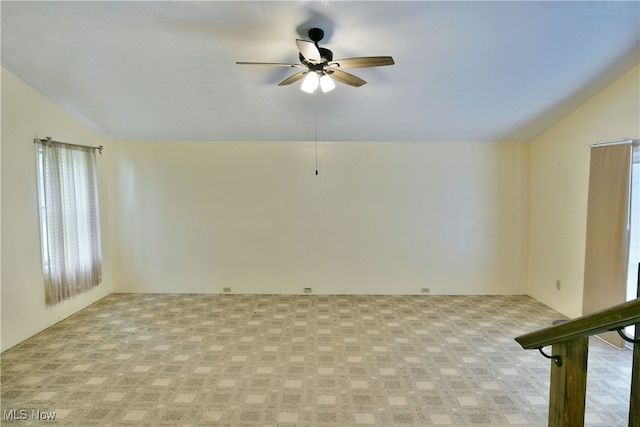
588,138,639,148
34,137,104,154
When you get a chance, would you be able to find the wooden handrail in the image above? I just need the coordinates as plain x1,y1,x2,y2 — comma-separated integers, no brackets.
514,297,640,427
515,297,640,349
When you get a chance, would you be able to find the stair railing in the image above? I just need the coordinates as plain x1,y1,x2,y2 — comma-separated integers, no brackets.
515,298,640,427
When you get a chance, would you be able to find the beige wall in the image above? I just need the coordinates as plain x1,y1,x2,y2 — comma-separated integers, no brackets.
6,63,636,350
1,68,112,351
528,65,640,318
109,140,530,296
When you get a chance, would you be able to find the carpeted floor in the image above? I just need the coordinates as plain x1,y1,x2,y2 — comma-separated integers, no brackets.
0,294,633,426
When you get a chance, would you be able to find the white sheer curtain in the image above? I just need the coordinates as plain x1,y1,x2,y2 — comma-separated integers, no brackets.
37,141,102,305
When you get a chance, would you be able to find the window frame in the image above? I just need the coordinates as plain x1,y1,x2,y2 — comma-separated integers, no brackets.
35,145,50,275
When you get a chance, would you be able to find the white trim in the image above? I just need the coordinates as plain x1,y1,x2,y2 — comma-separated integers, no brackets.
35,145,50,275
588,138,639,148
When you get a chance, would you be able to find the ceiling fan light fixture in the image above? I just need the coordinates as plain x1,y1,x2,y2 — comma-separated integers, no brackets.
300,71,319,93
320,73,335,93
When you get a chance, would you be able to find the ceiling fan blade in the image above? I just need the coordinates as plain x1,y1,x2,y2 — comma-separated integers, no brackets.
278,71,308,86
328,56,395,69
236,61,304,68
326,69,367,87
296,39,322,64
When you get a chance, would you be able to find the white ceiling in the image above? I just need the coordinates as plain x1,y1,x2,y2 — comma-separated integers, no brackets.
2,1,639,143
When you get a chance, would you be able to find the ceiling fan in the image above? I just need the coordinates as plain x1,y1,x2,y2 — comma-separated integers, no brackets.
236,28,394,93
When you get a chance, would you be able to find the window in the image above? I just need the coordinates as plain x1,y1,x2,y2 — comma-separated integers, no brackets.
35,140,102,305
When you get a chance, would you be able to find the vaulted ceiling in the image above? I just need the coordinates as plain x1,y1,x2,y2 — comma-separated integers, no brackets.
2,1,639,142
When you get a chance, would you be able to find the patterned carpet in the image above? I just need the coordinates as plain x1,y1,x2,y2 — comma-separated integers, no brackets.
0,294,634,426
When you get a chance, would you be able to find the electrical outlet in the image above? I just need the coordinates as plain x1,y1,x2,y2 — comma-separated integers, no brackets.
303,288,312,294
421,288,430,294
223,287,231,293
555,280,561,291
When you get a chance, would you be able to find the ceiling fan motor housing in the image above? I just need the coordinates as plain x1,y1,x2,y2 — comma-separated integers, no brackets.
318,47,333,62
299,47,333,67
300,28,333,64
